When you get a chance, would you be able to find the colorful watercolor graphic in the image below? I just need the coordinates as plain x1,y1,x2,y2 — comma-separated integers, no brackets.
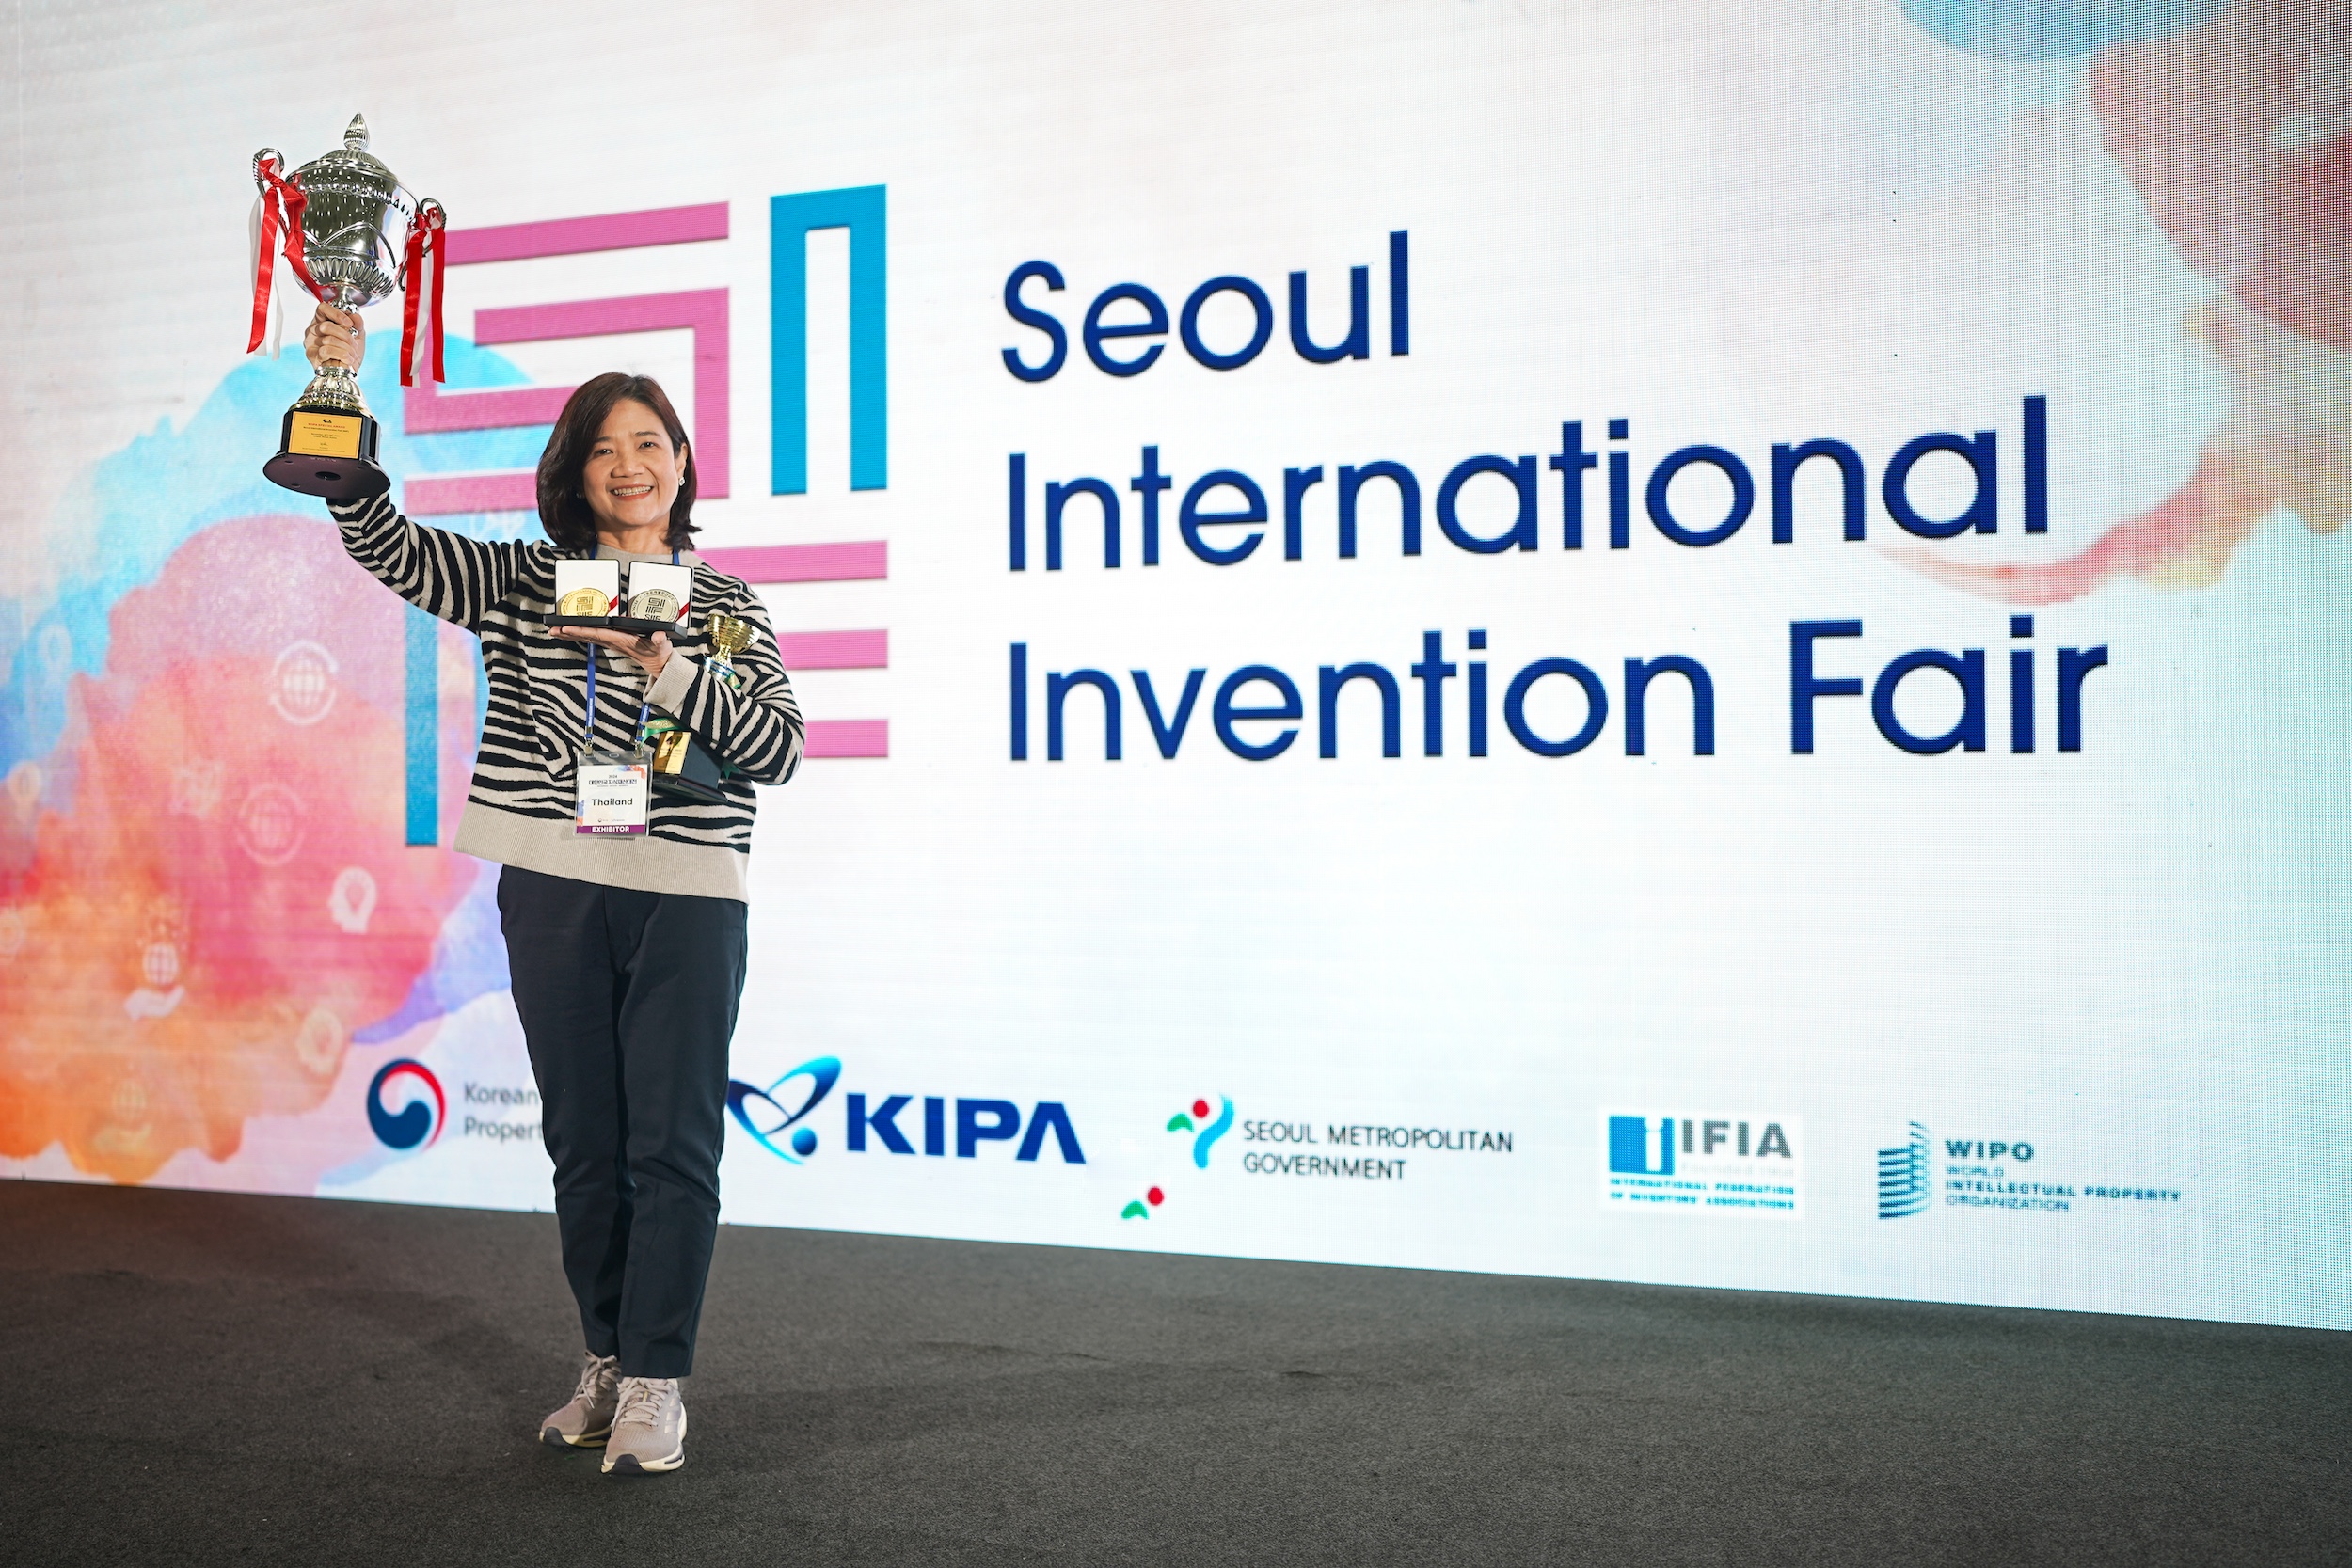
1906,0,2348,600
0,342,544,1184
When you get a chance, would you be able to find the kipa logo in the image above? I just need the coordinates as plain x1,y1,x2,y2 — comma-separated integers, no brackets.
847,1092,1085,1163
728,1056,841,1164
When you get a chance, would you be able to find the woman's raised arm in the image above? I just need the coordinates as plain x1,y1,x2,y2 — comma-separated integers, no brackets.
310,302,532,632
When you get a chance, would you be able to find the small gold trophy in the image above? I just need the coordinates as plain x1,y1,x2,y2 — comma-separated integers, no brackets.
705,612,756,689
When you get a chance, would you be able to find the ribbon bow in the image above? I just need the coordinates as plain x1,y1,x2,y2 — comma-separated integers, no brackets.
246,153,320,356
400,200,446,388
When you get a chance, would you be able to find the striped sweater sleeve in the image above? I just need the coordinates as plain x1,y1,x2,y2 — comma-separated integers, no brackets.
326,488,528,633
644,591,806,785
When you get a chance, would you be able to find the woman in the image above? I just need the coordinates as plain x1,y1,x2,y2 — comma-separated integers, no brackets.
308,303,803,1475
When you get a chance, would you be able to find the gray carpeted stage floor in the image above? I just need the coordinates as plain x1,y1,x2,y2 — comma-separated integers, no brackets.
4,1180,2345,1567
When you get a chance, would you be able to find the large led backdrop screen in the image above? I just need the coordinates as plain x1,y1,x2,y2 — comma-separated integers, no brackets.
1,0,2344,1328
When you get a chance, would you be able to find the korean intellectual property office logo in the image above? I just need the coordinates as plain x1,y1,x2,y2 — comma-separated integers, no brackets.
727,1056,842,1164
367,1059,445,1150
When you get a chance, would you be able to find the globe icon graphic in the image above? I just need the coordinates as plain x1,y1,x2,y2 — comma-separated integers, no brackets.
270,641,338,726
238,784,305,866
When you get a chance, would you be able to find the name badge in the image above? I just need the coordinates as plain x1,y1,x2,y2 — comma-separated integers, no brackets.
576,750,649,835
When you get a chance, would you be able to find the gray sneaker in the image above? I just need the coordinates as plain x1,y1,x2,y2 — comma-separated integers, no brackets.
602,1376,687,1474
539,1351,621,1449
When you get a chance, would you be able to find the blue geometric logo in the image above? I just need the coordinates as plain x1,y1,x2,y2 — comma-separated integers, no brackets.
771,186,886,495
727,1055,843,1164
367,1059,445,1150
1608,1115,1673,1175
1878,1122,1932,1218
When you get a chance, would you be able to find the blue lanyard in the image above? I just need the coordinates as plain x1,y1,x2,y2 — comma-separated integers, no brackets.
581,548,678,752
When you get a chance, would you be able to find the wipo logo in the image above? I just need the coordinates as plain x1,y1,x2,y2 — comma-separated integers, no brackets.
368,1059,445,1150
1878,1122,1931,1218
1878,1125,2042,1218
727,1055,842,1164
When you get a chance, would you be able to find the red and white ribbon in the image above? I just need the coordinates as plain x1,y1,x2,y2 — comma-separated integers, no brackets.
246,154,319,356
400,201,446,387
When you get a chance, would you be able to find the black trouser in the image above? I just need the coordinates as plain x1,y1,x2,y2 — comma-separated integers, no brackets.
498,865,747,1379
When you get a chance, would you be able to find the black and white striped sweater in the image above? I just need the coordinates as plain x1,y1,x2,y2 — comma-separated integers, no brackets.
330,488,804,902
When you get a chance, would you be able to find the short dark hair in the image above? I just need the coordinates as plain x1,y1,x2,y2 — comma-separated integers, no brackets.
535,372,699,553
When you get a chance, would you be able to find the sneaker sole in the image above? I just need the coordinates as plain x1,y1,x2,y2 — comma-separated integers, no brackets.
601,1411,686,1474
542,1424,612,1449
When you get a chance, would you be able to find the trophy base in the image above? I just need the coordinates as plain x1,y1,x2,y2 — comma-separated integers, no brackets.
649,732,730,803
264,407,384,499
546,614,685,637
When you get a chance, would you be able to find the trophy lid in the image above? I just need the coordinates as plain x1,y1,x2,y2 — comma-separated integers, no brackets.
299,113,401,193
286,112,416,307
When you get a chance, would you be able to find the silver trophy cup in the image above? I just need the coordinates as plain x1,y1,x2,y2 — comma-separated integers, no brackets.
255,114,442,498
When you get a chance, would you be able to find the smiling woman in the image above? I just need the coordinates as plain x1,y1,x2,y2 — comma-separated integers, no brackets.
305,302,802,1479
537,372,699,556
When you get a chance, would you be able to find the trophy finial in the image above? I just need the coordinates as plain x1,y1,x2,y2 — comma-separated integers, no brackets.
343,114,370,152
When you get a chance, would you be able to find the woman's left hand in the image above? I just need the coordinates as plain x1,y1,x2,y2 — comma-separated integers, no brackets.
554,626,672,679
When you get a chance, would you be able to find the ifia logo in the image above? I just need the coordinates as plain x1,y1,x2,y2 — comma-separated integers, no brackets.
1599,1110,1802,1217
368,1059,444,1150
1608,1115,1676,1176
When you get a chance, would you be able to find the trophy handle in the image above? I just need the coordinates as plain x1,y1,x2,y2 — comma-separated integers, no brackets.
394,198,445,288
251,148,285,195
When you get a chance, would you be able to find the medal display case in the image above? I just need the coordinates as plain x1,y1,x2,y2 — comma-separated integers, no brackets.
546,559,696,637
548,559,622,630
610,560,691,636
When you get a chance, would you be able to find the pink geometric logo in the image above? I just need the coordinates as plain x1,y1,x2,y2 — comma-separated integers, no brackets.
398,201,887,759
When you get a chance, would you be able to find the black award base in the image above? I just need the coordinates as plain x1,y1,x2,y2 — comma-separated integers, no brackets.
649,729,730,803
544,616,689,637
263,406,385,499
